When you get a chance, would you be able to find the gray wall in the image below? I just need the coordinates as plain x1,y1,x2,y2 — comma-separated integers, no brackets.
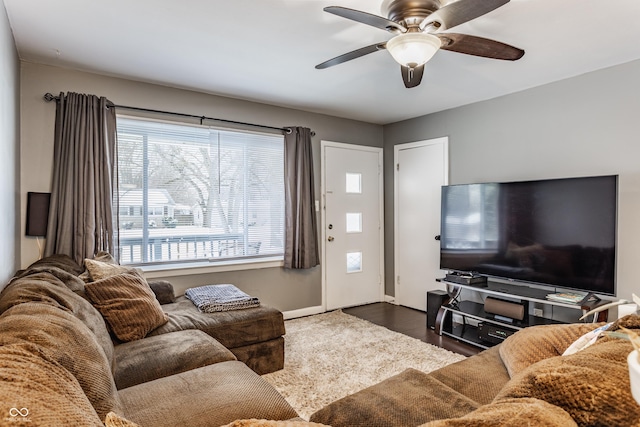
17,51,640,309
19,62,383,311
383,59,640,303
0,1,20,289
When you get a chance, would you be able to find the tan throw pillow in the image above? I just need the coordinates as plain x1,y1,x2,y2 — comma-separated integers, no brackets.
498,323,599,377
421,398,577,427
0,342,104,426
0,302,123,419
85,271,168,342
104,412,141,427
84,258,133,281
497,336,640,427
93,251,119,264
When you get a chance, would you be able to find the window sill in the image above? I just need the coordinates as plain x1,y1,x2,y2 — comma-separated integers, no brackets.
136,257,284,279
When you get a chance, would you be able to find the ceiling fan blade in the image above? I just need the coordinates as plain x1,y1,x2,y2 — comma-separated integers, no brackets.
401,65,424,88
420,0,510,31
316,43,387,69
324,6,406,33
437,33,524,60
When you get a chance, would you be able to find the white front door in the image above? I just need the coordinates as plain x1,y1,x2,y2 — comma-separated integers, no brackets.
322,141,384,311
395,137,448,311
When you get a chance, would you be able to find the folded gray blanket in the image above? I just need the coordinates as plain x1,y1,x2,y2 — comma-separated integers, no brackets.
185,284,260,312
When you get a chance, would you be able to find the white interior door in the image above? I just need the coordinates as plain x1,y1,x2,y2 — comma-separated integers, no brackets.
322,142,383,311
395,137,448,311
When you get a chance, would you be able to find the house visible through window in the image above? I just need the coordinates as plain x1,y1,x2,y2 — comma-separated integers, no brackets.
116,116,285,265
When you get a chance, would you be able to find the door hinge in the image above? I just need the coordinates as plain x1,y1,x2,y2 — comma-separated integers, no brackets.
396,163,400,171
396,275,400,284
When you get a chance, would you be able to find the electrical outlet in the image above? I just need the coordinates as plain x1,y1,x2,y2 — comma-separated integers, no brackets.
533,308,544,317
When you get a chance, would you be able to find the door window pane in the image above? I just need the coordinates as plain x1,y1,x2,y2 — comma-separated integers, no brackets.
346,252,362,273
346,213,362,233
346,173,362,194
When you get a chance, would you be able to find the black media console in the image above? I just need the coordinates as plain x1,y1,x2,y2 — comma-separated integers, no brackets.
434,279,610,350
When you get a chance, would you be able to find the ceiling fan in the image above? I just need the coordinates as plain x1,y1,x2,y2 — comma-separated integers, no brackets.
316,0,525,88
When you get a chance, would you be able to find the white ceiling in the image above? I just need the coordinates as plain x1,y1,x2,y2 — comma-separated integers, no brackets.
5,0,640,125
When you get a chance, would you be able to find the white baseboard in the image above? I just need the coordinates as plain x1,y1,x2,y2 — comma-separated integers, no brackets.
283,305,325,320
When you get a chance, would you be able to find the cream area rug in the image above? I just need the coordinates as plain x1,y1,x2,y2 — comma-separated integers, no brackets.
262,310,466,420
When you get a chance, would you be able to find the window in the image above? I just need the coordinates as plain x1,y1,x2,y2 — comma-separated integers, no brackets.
116,116,285,265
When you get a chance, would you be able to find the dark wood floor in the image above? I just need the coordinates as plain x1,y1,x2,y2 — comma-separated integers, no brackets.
343,302,481,357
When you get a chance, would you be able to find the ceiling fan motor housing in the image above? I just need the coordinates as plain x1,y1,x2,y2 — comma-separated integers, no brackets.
382,0,441,27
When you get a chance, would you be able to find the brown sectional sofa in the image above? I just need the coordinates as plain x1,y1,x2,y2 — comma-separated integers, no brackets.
5,253,640,427
0,254,297,426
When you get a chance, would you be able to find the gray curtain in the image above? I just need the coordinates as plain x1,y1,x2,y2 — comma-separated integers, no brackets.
284,127,319,269
44,92,118,265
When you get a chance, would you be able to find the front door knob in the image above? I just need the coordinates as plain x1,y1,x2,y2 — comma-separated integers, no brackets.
328,236,335,242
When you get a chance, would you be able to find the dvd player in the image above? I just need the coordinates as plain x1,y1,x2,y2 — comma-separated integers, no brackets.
445,273,487,287
478,322,515,345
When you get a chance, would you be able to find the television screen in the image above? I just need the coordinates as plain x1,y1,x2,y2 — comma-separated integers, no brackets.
439,175,617,295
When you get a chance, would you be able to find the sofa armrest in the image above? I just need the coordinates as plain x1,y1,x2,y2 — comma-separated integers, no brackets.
113,329,236,389
147,280,175,304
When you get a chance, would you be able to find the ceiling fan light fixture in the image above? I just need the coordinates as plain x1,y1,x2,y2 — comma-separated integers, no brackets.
386,32,441,67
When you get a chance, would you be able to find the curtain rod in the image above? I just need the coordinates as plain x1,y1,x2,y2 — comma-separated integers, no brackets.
43,93,315,136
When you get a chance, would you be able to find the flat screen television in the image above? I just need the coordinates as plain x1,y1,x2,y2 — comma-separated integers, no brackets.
439,175,617,296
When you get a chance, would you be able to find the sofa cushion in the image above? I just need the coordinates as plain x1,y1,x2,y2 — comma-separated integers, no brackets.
113,329,236,389
27,253,86,276
0,342,104,426
498,323,601,377
148,296,285,348
85,271,168,342
230,336,285,375
120,361,298,427
420,397,577,427
309,368,479,427
10,263,87,293
0,302,123,420
429,346,509,406
0,269,115,366
496,332,640,426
